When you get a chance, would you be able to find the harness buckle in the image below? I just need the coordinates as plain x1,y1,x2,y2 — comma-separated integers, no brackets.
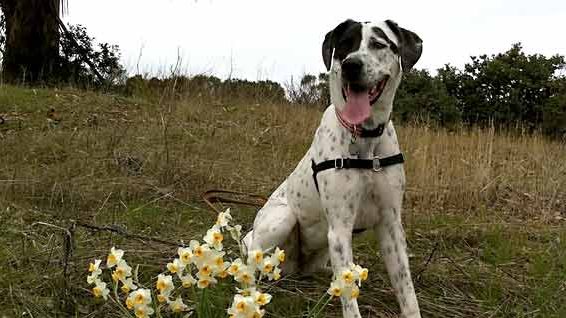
372,157,383,172
335,158,344,169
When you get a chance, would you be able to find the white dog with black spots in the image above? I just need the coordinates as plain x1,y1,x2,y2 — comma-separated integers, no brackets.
244,19,423,318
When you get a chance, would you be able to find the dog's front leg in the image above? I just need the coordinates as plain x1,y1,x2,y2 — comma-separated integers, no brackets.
377,208,421,318
326,205,362,318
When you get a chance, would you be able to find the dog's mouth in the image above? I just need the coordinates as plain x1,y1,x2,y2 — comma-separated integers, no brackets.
339,76,389,125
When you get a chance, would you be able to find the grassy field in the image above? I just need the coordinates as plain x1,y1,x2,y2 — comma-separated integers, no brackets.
1,84,566,317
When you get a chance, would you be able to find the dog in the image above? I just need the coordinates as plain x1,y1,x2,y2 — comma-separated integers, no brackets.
244,19,423,318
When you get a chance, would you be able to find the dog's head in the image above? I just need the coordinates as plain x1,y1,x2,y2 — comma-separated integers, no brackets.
322,20,422,126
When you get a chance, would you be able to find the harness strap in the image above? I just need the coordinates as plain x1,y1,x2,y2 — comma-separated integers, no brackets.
311,153,405,192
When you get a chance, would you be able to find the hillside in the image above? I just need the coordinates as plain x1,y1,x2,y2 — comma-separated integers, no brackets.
1,84,565,317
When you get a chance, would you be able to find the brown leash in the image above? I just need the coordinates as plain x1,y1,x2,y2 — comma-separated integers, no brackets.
201,189,268,214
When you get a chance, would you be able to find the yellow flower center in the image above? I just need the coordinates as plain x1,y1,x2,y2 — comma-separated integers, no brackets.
256,294,268,305
213,232,223,243
156,280,168,292
218,270,229,278
263,263,274,273
181,252,191,263
135,293,145,304
215,257,224,267
115,268,125,278
342,271,354,284
199,265,212,276
360,269,368,281
254,252,263,263
157,294,168,303
278,251,286,263
121,285,131,293
351,288,360,299
194,247,204,257
331,287,342,297
173,304,182,313
236,301,247,312
241,273,252,284
199,279,210,288
273,272,281,280
112,272,120,282
228,264,240,274
92,286,102,297
89,263,97,272
126,298,134,309
107,254,117,265
135,307,146,318
168,263,179,273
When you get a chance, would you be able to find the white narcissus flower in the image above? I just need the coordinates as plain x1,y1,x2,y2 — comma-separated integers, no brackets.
88,259,102,275
204,225,224,251
177,247,193,265
254,291,272,306
352,264,369,283
248,249,264,268
92,280,110,300
113,259,132,281
87,260,102,284
129,288,152,307
134,304,155,318
228,258,244,276
196,272,218,289
180,274,197,288
266,266,281,281
106,247,124,268
190,240,211,265
169,296,190,313
228,224,243,241
234,265,255,286
271,247,285,266
166,258,185,276
340,269,355,285
120,277,137,293
156,274,174,295
216,208,232,228
227,294,261,318
327,280,343,297
260,258,274,274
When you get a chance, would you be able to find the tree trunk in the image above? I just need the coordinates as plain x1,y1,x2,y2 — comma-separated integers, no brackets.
0,0,60,84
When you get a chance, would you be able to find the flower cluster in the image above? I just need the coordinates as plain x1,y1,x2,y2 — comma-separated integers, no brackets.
87,259,109,300
86,208,286,318
227,287,272,318
327,263,369,300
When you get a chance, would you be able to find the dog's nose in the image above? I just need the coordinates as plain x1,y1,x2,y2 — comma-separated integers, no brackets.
341,58,363,81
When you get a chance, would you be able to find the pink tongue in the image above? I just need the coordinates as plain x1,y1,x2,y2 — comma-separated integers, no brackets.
342,86,371,125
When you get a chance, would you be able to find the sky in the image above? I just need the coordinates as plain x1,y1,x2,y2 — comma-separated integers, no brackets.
65,0,566,83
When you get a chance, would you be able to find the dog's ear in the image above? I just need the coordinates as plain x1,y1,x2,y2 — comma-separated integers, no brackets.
322,19,357,71
385,20,423,72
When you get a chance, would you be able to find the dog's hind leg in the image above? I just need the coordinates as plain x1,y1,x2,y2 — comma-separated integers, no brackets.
244,181,300,274
376,206,421,318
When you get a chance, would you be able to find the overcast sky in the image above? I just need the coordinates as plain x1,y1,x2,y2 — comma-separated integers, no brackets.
65,0,566,83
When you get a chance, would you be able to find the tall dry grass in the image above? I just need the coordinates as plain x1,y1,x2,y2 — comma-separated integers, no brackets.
1,85,564,222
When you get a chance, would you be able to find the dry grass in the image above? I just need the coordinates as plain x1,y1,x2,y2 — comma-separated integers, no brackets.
1,84,565,317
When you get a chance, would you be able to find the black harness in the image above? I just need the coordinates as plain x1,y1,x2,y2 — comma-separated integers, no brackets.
310,121,405,193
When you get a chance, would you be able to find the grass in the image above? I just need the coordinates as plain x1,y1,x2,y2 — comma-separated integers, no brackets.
1,83,565,317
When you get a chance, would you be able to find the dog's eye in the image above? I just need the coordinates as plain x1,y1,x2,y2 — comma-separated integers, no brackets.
369,39,387,50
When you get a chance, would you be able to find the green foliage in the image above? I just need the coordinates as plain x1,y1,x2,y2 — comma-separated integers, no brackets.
58,24,126,86
395,69,461,126
286,73,329,107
